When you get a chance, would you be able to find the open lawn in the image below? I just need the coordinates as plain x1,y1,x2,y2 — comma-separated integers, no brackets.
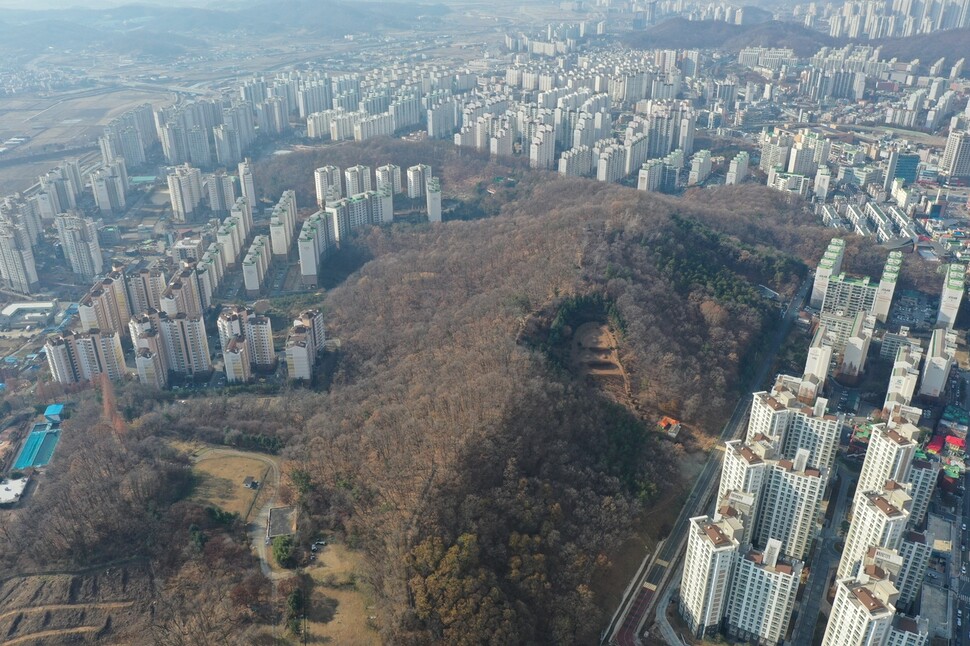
191,455,269,519
174,441,277,521
304,543,381,646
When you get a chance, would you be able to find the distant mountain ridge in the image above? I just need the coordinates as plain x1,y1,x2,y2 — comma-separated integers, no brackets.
625,16,970,71
624,18,836,56
0,0,450,58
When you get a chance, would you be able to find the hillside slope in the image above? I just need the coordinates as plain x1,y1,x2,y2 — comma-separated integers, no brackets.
275,173,843,643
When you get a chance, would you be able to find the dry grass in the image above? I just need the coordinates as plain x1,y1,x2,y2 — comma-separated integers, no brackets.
303,543,381,646
190,454,270,519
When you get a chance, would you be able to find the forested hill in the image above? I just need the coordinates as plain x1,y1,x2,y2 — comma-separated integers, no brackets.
287,173,844,642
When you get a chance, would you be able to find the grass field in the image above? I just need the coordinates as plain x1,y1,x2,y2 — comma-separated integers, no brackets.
172,441,277,521
191,455,270,519
304,543,381,646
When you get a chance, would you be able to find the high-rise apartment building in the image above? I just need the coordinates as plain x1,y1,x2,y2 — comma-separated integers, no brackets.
79,273,132,339
0,226,39,294
873,251,902,323
746,376,841,474
823,572,898,646
407,164,431,199
285,309,325,381
919,328,957,398
158,312,211,377
811,238,845,308
894,532,932,612
54,212,103,280
314,165,343,206
838,484,911,579
426,177,442,223
755,449,824,560
718,439,771,503
376,164,403,194
223,336,252,384
238,159,257,211
906,460,938,529
680,515,741,638
856,423,918,506
936,263,964,329
724,539,802,646
45,330,126,384
941,130,970,179
725,151,749,185
883,344,923,413
126,267,167,315
206,171,236,215
269,190,297,256
167,164,204,222
344,164,372,196
298,210,333,286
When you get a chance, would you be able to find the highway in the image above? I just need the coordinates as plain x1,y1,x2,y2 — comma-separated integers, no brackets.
607,273,814,645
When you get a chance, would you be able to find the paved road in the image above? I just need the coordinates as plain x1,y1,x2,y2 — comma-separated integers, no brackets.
957,470,970,644
607,274,813,645
789,463,855,645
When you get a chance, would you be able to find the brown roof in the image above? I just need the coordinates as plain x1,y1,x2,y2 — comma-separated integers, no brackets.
703,523,731,546
851,585,886,613
738,445,763,465
871,494,903,518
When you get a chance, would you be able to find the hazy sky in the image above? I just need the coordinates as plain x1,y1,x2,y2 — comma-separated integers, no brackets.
0,0,222,8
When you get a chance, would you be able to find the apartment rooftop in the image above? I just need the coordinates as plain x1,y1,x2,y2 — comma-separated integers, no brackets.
734,443,763,465
851,584,886,614
869,493,904,518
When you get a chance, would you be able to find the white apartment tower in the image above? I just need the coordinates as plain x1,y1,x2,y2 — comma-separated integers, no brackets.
873,251,902,323
725,151,749,185
127,267,167,314
344,164,372,196
223,336,253,384
718,439,770,503
167,164,204,223
426,177,442,223
936,263,964,329
238,159,256,210
919,328,957,398
407,164,431,199
822,574,897,646
0,226,39,294
941,130,970,178
680,515,741,638
376,164,403,194
838,484,911,579
895,532,932,612
724,539,802,646
269,190,298,256
55,212,103,280
314,165,342,206
856,423,918,505
45,330,126,384
811,238,845,308
755,449,824,560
